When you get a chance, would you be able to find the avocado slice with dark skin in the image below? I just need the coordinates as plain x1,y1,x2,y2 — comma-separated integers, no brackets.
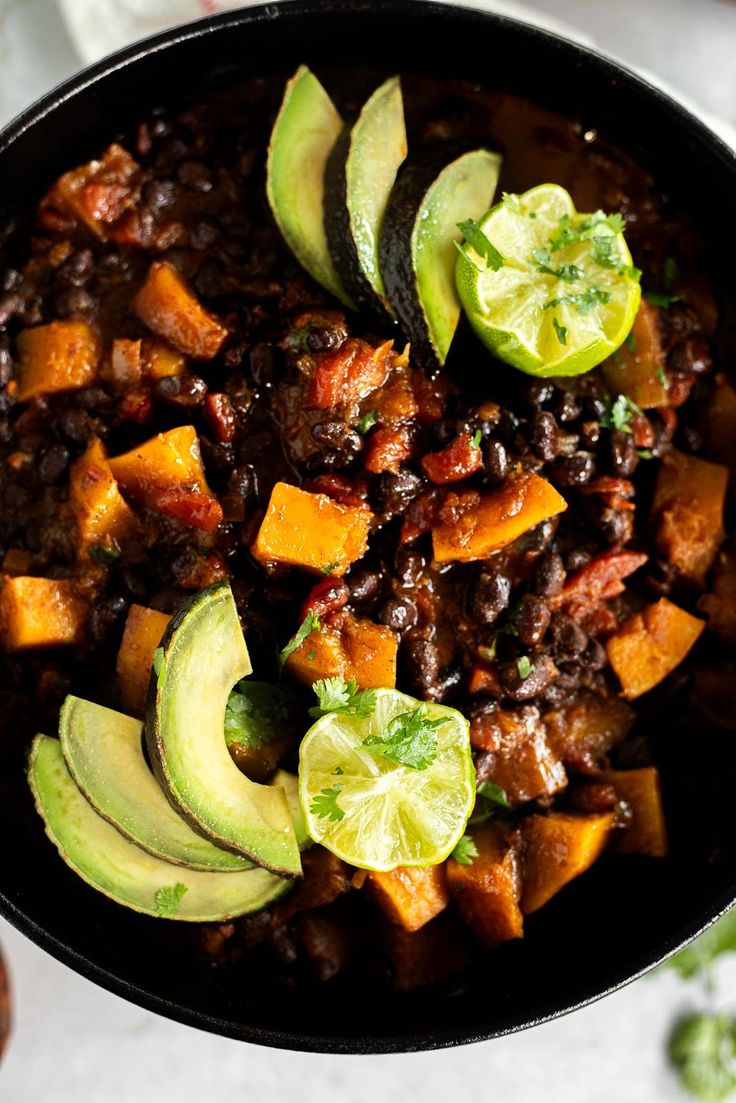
267,65,354,308
28,735,291,921
325,76,407,319
379,147,502,372
146,583,302,878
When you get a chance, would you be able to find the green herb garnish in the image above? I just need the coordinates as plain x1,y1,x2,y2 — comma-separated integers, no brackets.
319,561,340,576
155,882,188,918
601,393,643,434
310,784,345,823
668,910,736,981
549,210,624,253
637,449,653,460
531,246,582,282
279,610,321,669
224,681,293,750
544,286,612,315
309,676,376,720
457,218,504,271
516,656,534,679
656,365,669,387
357,410,379,434
451,834,479,866
502,192,521,214
470,429,483,449
469,779,510,826
625,330,637,354
89,544,121,566
645,291,682,308
552,317,568,345
669,1013,736,1102
362,705,448,771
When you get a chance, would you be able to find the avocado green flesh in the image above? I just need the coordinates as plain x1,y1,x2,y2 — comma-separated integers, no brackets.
273,769,310,851
60,695,252,872
381,148,502,370
148,583,302,877
28,736,290,922
267,65,353,307
326,76,406,316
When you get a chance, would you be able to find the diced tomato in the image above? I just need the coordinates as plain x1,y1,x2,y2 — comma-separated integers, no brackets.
412,369,454,425
554,550,648,611
421,434,484,485
303,473,369,510
371,373,418,424
157,487,223,532
631,414,656,449
468,664,503,697
204,393,236,443
117,389,153,423
580,477,635,499
305,338,393,410
300,577,350,621
364,425,414,474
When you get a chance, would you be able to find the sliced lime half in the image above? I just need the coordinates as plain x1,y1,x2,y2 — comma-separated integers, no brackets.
298,688,474,871
455,183,641,377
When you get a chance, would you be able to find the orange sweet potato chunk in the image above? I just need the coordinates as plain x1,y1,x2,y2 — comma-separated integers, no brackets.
698,546,736,645
44,143,141,238
544,691,634,772
652,449,728,587
134,261,228,360
432,472,566,564
606,598,705,700
368,866,450,932
253,482,372,576
521,812,613,914
286,613,397,689
446,822,524,945
601,767,668,857
601,299,668,408
69,438,138,559
470,704,566,805
141,339,187,380
16,321,99,401
108,426,222,532
0,576,87,651
116,604,171,716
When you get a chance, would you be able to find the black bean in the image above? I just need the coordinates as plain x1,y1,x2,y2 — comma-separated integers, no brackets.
37,444,70,485
376,470,425,514
608,429,638,477
57,249,94,286
549,613,588,659
394,546,425,586
533,551,566,597
583,638,608,671
499,655,558,701
348,569,383,605
579,420,601,449
565,547,592,571
194,259,227,299
516,594,551,647
154,374,207,407
305,326,345,353
89,596,128,645
1,268,21,291
553,390,582,424
191,219,220,250
312,421,362,456
177,160,213,192
470,570,511,625
542,672,580,708
0,293,21,326
528,410,559,461
485,439,509,485
249,344,280,388
56,408,92,445
593,504,634,546
227,464,258,501
379,597,418,633
402,630,440,692
53,288,95,318
523,380,555,407
552,451,595,487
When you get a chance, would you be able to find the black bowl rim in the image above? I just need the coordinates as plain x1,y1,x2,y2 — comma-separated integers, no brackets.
1,0,735,1054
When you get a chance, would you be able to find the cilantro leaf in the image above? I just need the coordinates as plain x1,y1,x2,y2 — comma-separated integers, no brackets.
309,676,376,720
637,449,653,460
645,290,682,308
89,544,121,566
357,410,379,434
668,909,736,981
669,1013,736,1102
362,705,448,771
544,286,612,315
224,681,294,750
319,561,340,576
155,882,188,918
549,210,624,253
531,247,583,282
279,610,321,669
451,834,479,865
601,393,642,434
517,655,534,679
470,429,483,449
552,317,567,345
656,365,669,387
457,218,504,271
310,784,345,823
469,779,510,826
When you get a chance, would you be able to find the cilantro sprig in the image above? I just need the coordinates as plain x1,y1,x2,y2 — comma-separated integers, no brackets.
310,784,345,823
469,779,510,826
544,286,612,315
531,247,583,282
451,834,479,866
224,680,293,750
309,676,376,720
362,705,448,771
155,882,188,918
669,1013,736,1102
457,218,504,272
601,393,643,434
279,610,321,669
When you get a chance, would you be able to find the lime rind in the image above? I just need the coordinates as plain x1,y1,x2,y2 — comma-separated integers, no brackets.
298,688,475,871
456,183,641,377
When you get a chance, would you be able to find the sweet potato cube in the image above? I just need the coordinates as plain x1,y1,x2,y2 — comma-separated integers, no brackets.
342,616,397,688
0,576,87,651
286,613,397,689
446,822,524,945
16,321,99,402
432,472,566,564
253,482,372,576
699,546,736,645
108,426,222,532
141,339,186,380
69,438,139,559
606,598,705,700
601,767,668,857
652,449,728,586
471,704,566,804
601,299,668,408
116,604,171,716
134,261,228,360
521,812,613,914
368,866,450,932
544,691,634,772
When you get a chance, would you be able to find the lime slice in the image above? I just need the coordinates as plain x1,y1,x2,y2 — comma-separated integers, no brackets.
298,688,474,871
455,183,641,377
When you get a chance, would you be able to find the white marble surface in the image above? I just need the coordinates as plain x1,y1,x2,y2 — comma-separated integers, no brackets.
0,0,735,1099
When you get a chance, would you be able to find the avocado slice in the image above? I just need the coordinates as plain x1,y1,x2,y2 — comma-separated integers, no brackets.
267,65,353,308
379,148,502,371
325,76,407,318
60,695,252,872
28,735,290,921
147,583,302,877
